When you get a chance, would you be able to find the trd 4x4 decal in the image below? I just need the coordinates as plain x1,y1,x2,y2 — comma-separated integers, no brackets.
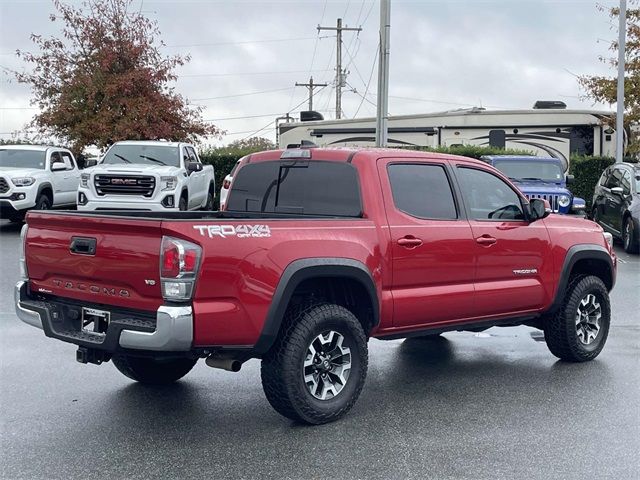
193,224,271,239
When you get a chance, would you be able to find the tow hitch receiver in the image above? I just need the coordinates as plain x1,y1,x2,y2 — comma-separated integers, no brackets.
76,347,110,365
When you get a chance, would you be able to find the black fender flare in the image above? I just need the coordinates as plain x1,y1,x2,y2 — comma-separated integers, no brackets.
36,182,53,201
253,258,379,354
548,244,615,313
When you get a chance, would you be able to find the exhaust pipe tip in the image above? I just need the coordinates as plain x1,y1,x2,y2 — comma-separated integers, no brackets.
205,356,242,372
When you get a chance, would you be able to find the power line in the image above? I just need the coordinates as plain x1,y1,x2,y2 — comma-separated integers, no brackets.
180,69,332,78
295,77,328,111
190,87,294,102
354,45,378,117
164,36,320,48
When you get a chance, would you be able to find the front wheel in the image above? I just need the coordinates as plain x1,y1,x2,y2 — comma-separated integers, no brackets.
261,303,368,424
35,194,51,211
178,195,188,211
112,355,197,384
623,216,639,254
544,275,610,362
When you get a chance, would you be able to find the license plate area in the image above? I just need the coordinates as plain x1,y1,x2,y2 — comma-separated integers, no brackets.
81,307,110,336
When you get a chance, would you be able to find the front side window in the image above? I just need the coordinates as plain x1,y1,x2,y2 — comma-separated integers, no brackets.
0,149,45,169
457,167,525,221
387,163,457,219
102,144,180,167
227,161,361,217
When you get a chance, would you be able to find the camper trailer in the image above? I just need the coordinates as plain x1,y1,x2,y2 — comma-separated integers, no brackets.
278,103,617,170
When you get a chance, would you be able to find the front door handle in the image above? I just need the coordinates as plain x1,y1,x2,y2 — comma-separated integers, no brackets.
476,235,497,246
397,236,423,248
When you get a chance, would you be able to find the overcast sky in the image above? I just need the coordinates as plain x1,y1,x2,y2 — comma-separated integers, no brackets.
0,0,622,146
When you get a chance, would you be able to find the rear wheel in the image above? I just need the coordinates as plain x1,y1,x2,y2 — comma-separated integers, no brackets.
622,216,639,254
202,189,215,211
112,355,197,384
261,303,368,424
544,275,610,362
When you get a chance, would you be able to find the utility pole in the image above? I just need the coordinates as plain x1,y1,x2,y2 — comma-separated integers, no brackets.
318,18,362,119
616,0,626,163
295,76,328,111
375,0,391,147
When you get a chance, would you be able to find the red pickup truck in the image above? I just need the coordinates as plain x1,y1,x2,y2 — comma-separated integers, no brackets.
15,147,616,424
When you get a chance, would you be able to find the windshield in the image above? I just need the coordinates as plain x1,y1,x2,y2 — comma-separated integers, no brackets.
493,159,564,182
102,144,180,167
0,149,46,169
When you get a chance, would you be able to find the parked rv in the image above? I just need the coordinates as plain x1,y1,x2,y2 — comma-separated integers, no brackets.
278,102,618,169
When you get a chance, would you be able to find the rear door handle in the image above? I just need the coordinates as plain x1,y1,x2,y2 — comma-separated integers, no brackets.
476,235,497,246
397,236,423,248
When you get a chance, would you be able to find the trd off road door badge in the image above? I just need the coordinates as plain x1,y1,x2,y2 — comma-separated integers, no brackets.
513,268,538,275
193,224,271,239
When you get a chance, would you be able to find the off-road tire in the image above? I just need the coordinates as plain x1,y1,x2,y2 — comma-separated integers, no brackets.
35,194,51,211
112,355,197,384
261,303,368,424
544,275,610,362
178,195,188,211
623,216,639,254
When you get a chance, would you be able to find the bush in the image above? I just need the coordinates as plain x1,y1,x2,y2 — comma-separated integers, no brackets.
415,145,534,159
569,155,637,210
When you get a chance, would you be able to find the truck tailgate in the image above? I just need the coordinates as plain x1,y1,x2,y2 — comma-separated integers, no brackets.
25,212,164,311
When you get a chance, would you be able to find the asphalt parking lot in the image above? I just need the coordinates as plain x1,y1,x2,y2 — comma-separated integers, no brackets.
0,219,638,480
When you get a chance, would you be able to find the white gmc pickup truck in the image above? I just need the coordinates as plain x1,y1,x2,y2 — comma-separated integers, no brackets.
78,140,215,211
0,145,80,222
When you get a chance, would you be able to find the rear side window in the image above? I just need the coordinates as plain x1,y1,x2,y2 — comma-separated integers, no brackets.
387,164,457,219
227,161,362,217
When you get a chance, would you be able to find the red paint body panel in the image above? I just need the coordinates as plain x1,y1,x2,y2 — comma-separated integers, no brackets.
23,148,616,350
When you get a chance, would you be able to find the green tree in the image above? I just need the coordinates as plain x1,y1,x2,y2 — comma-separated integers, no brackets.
579,0,640,154
16,0,218,153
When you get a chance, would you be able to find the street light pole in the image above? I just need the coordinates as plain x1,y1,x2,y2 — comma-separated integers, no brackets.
375,0,391,147
616,0,627,163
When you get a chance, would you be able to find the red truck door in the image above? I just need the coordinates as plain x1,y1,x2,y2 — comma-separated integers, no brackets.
453,165,553,317
378,159,476,328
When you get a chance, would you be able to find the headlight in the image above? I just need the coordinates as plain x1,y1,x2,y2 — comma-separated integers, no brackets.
603,232,613,249
160,176,178,191
80,173,90,188
11,177,35,187
558,195,570,207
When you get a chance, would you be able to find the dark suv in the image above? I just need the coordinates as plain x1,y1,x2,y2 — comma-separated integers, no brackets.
592,162,640,254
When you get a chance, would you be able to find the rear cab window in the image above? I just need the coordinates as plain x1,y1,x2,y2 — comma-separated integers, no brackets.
227,160,362,217
387,163,458,219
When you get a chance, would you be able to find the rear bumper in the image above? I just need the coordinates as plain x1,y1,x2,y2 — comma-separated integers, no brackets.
14,281,193,352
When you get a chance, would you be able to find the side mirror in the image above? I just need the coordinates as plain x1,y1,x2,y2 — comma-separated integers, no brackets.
610,186,624,195
51,162,66,171
84,158,97,168
529,198,551,221
187,162,203,173
565,174,574,185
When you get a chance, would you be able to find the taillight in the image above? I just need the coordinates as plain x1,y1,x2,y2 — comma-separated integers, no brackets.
19,224,28,281
223,179,231,189
160,236,202,301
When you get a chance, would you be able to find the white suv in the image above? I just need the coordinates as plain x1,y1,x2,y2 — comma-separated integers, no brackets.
0,145,80,222
78,141,215,211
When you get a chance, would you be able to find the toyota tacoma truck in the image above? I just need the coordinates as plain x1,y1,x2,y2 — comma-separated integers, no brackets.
0,145,80,222
78,140,215,211
16,146,616,424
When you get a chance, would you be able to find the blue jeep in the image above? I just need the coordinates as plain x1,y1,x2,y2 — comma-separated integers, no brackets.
480,155,586,215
